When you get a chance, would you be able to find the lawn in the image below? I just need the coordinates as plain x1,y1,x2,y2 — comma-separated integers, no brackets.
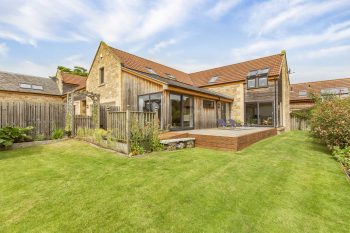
1,132,350,233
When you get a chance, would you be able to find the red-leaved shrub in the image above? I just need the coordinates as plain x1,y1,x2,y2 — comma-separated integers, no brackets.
310,97,350,149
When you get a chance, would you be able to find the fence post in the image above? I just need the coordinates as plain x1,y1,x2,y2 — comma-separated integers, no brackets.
126,105,131,155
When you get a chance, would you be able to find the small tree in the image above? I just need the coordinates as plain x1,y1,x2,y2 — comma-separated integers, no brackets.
58,65,88,77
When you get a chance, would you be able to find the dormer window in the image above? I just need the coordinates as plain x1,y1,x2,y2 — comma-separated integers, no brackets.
247,68,269,89
208,76,219,84
146,67,157,75
165,73,176,80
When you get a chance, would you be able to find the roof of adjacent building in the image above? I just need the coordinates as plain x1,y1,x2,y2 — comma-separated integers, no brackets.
60,72,87,90
126,68,234,100
290,77,350,101
0,71,61,95
107,43,284,88
190,54,284,87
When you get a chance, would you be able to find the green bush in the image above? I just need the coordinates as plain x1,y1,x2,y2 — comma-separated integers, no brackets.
52,128,64,139
290,107,313,120
332,147,350,173
34,134,46,141
310,97,350,149
130,118,163,155
0,126,33,148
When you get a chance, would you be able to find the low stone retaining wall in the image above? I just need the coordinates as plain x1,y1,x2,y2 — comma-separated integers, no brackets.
160,138,195,151
8,138,68,150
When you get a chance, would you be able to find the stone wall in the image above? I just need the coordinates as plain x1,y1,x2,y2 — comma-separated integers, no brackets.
205,83,244,122
86,43,122,115
280,54,291,131
0,91,63,103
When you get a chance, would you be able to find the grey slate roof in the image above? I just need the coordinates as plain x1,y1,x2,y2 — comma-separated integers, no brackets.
127,68,234,100
0,71,61,95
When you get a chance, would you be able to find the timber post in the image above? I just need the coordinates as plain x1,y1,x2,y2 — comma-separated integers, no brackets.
126,105,131,156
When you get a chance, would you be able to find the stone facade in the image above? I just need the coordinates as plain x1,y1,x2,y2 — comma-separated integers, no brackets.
280,55,291,131
86,43,122,115
0,91,63,103
205,83,244,122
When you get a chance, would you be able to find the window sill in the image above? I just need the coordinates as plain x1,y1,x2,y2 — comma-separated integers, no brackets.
247,86,268,90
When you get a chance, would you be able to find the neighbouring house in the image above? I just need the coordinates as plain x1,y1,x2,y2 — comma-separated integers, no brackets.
54,69,87,115
0,71,63,103
290,77,350,111
86,42,290,131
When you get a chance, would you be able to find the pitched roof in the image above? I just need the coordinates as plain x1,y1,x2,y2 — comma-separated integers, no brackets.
107,44,285,88
126,68,233,100
108,46,193,85
290,77,350,101
0,71,61,95
60,72,87,90
190,54,284,87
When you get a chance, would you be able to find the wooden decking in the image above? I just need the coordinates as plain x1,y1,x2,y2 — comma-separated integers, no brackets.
160,127,277,151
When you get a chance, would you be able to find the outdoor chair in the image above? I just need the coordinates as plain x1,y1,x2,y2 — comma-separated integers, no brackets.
228,119,242,128
217,119,228,128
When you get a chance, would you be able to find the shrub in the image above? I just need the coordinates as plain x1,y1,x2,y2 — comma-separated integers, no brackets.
34,134,46,141
130,118,163,155
290,107,313,120
310,97,350,149
0,126,33,148
332,147,350,173
52,128,64,139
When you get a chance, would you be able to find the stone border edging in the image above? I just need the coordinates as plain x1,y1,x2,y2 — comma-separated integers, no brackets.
9,138,68,150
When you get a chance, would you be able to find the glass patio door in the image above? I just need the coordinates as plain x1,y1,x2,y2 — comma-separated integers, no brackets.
245,102,274,126
170,93,194,130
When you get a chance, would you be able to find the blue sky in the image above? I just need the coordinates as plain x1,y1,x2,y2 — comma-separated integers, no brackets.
0,0,349,83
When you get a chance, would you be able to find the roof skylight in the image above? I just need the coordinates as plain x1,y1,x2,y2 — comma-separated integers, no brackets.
32,85,43,90
165,73,176,80
247,68,270,77
146,67,157,75
257,68,270,75
208,76,219,84
19,83,44,90
19,83,32,89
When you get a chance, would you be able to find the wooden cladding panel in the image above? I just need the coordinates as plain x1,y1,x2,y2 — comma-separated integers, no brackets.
245,80,276,102
194,97,217,129
122,72,163,111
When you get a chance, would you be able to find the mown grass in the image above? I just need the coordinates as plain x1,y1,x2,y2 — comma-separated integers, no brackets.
0,131,349,232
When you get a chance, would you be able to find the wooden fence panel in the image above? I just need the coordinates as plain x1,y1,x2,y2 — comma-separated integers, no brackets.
107,111,156,142
0,101,66,137
290,116,309,131
74,116,92,132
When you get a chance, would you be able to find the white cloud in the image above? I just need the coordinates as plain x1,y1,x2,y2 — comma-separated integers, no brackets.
0,60,56,77
0,0,201,45
232,20,350,61
246,0,350,36
0,43,8,56
148,39,178,54
0,53,90,77
290,64,350,83
297,45,350,60
207,0,241,19
0,0,88,45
